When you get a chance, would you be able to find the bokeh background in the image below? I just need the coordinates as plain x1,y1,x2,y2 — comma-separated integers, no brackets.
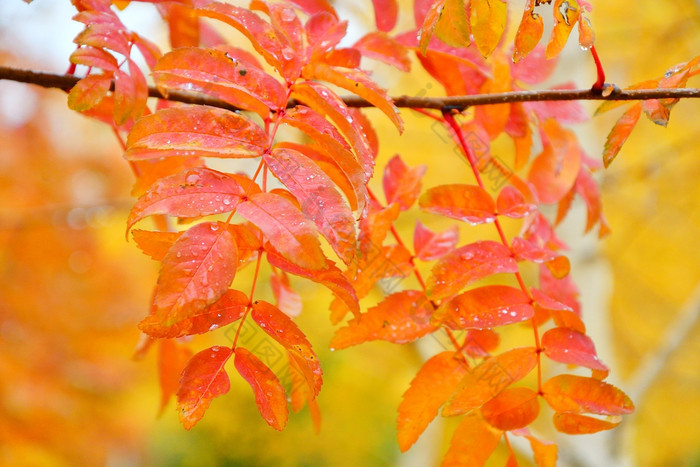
0,1,698,466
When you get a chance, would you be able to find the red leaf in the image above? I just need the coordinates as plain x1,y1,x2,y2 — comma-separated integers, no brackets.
234,347,289,430
270,272,302,318
353,31,410,71
237,192,326,271
397,351,469,451
265,147,357,264
153,47,287,117
417,0,442,55
127,167,252,233
330,290,437,350
542,327,609,373
287,0,336,17
542,375,634,415
383,154,426,210
426,242,518,300
153,222,238,325
481,387,540,431
442,413,501,466
251,300,322,396
177,345,232,430
305,11,346,57
132,229,182,261
67,73,111,112
413,221,459,261
528,119,581,204
444,347,538,416
553,412,621,434
497,185,536,218
435,285,534,330
139,289,249,338
603,102,642,168
419,184,497,224
74,23,130,56
70,46,118,71
511,236,558,263
371,0,398,31
158,339,193,416
125,106,267,160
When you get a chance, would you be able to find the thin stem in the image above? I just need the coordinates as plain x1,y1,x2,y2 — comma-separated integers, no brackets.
590,45,606,92
3,66,700,110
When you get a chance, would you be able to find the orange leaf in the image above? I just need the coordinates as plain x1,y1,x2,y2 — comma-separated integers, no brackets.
69,45,119,71
441,413,501,466
481,387,540,431
517,431,558,467
153,47,287,117
553,412,621,434
470,0,507,58
397,351,469,451
603,102,642,168
474,52,511,139
251,300,322,396
125,106,267,160
511,237,558,263
426,241,518,300
413,221,459,261
419,184,496,224
265,147,357,264
542,375,634,415
330,290,437,350
158,339,193,416
238,192,326,270
234,347,289,430
497,186,536,218
383,154,426,211
127,167,253,233
139,289,249,338
153,222,238,325
270,272,302,318
444,347,537,416
371,0,398,32
434,285,534,330
353,31,410,71
67,73,111,112
435,0,471,48
177,345,232,430
578,15,595,50
132,229,182,261
528,119,581,204
417,0,444,55
513,3,544,62
545,0,580,59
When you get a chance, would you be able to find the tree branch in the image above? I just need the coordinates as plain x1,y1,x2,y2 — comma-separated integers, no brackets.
2,65,700,111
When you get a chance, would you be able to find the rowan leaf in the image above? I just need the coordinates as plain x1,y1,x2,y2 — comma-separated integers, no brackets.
132,230,182,261
251,300,322,396
545,0,580,59
371,0,398,32
265,147,357,264
419,184,497,224
67,73,111,112
471,0,507,58
353,31,411,71
542,327,608,373
413,221,459,261
153,47,287,117
497,186,536,218
578,15,595,50
125,106,267,160
481,387,540,431
426,242,518,300
552,412,621,434
603,102,642,168
69,46,118,71
139,289,249,338
511,237,558,263
234,347,289,430
270,272,302,318
177,345,232,430
330,290,437,350
528,119,581,204
127,167,253,233
305,11,346,57
444,347,538,416
158,339,193,416
417,0,443,55
441,413,501,466
513,3,544,63
397,351,469,452
517,431,558,467
74,23,130,56
153,222,238,325
542,375,634,415
237,192,327,271
383,154,426,210
435,0,471,48
434,285,534,330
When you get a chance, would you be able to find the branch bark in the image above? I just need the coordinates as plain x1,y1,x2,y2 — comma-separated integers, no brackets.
2,65,700,111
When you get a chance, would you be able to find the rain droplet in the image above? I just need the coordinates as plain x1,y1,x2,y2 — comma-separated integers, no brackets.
210,223,219,231
209,324,219,331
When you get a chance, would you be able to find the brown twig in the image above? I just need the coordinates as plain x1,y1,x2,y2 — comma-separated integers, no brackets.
2,65,700,111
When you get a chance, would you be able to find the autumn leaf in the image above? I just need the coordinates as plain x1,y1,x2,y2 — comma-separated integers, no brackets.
69,46,119,71
471,0,507,58
497,185,536,218
434,285,534,329
67,73,111,112
435,0,471,48
444,347,538,416
419,184,497,224
237,192,327,271
426,241,518,300
353,31,411,71
397,351,469,452
330,290,437,349
441,413,502,466
125,106,268,160
251,300,322,396
528,119,581,204
545,0,580,59
371,0,398,32
158,339,193,416
417,0,443,55
413,221,459,261
153,222,238,326
481,387,540,431
542,375,634,415
177,345,232,430
603,102,642,168
552,412,621,434
513,2,544,62
383,154,426,210
234,347,289,430
132,229,182,261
